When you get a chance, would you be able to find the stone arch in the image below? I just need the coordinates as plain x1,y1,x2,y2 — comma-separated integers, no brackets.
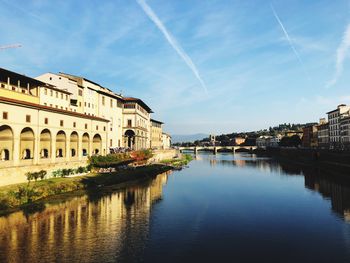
20,127,35,159
70,131,79,157
93,134,102,155
82,133,90,156
56,130,66,158
40,129,51,158
0,125,13,161
124,129,135,149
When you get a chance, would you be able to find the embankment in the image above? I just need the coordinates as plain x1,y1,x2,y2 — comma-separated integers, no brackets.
259,147,350,171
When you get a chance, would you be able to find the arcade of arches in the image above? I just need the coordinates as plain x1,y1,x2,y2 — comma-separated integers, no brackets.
0,125,105,167
123,129,147,150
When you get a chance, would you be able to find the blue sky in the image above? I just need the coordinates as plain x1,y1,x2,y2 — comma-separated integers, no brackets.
1,0,350,135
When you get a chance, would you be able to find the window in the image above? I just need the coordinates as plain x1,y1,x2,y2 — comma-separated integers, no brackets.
2,112,8,120
44,88,47,95
127,119,132,127
50,90,53,96
26,115,31,123
85,123,88,129
56,91,58,98
60,120,64,127
84,102,86,106
49,77,52,80
88,103,90,108
102,96,105,106
44,103,47,106
50,104,53,107
78,89,83,96
110,139,113,147
73,122,76,128
66,95,68,100
55,105,58,108
79,102,82,107
61,93,63,99
103,126,106,131
1,83,5,88
96,125,98,130
44,118,48,124
110,99,113,107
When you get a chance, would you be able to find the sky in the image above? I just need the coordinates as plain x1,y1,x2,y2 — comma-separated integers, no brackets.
1,0,350,135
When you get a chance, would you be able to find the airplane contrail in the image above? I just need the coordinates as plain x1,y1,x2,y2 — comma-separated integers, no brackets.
270,3,308,78
136,0,208,94
326,24,350,88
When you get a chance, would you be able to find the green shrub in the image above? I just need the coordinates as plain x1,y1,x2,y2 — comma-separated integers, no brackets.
88,153,131,168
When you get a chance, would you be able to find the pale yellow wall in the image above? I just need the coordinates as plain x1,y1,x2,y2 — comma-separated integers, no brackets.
0,101,109,169
39,87,70,110
150,122,163,149
0,86,39,104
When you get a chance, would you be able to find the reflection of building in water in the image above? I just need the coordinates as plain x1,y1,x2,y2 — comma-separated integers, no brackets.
304,172,350,222
210,159,217,166
0,171,171,262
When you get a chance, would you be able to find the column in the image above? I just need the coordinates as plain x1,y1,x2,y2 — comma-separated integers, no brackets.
66,136,70,161
13,129,20,166
33,131,39,165
51,133,56,163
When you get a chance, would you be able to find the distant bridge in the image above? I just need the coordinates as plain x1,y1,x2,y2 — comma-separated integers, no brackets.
179,146,257,154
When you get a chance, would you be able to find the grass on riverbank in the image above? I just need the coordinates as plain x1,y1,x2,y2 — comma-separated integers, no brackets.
0,164,172,214
159,154,193,167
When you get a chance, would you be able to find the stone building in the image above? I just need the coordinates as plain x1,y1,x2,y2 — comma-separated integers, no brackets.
162,133,172,149
327,104,350,149
302,125,318,148
37,72,124,150
122,97,152,150
317,121,329,149
150,119,163,149
340,115,350,150
0,68,108,174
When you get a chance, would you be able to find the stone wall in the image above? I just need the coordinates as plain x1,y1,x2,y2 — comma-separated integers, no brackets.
149,149,180,163
0,160,88,187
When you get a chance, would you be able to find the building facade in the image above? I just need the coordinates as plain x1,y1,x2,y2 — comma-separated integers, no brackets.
37,72,124,151
150,119,163,149
327,104,350,149
0,68,109,169
340,115,350,150
122,97,152,150
162,133,171,149
302,125,318,148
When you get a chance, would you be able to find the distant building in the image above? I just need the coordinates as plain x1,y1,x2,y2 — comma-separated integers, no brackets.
340,114,350,150
162,133,171,149
150,119,163,149
233,137,245,146
317,119,329,149
123,97,152,150
209,134,216,146
256,136,271,148
268,135,282,147
302,125,318,148
327,104,350,149
284,130,303,138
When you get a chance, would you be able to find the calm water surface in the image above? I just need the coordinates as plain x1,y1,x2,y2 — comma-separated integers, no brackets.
1,153,350,263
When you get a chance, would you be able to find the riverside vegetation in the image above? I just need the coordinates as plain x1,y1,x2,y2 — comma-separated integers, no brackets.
0,151,192,214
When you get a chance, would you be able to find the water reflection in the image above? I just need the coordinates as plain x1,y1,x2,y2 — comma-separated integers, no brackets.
218,154,350,222
0,171,171,263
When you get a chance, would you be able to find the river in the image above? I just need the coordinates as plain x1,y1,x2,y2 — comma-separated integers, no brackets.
1,153,350,263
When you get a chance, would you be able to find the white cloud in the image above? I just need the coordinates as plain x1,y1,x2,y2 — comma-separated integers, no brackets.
136,0,208,95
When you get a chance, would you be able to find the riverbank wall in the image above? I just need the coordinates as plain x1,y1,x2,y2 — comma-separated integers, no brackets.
261,147,350,170
0,149,180,187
